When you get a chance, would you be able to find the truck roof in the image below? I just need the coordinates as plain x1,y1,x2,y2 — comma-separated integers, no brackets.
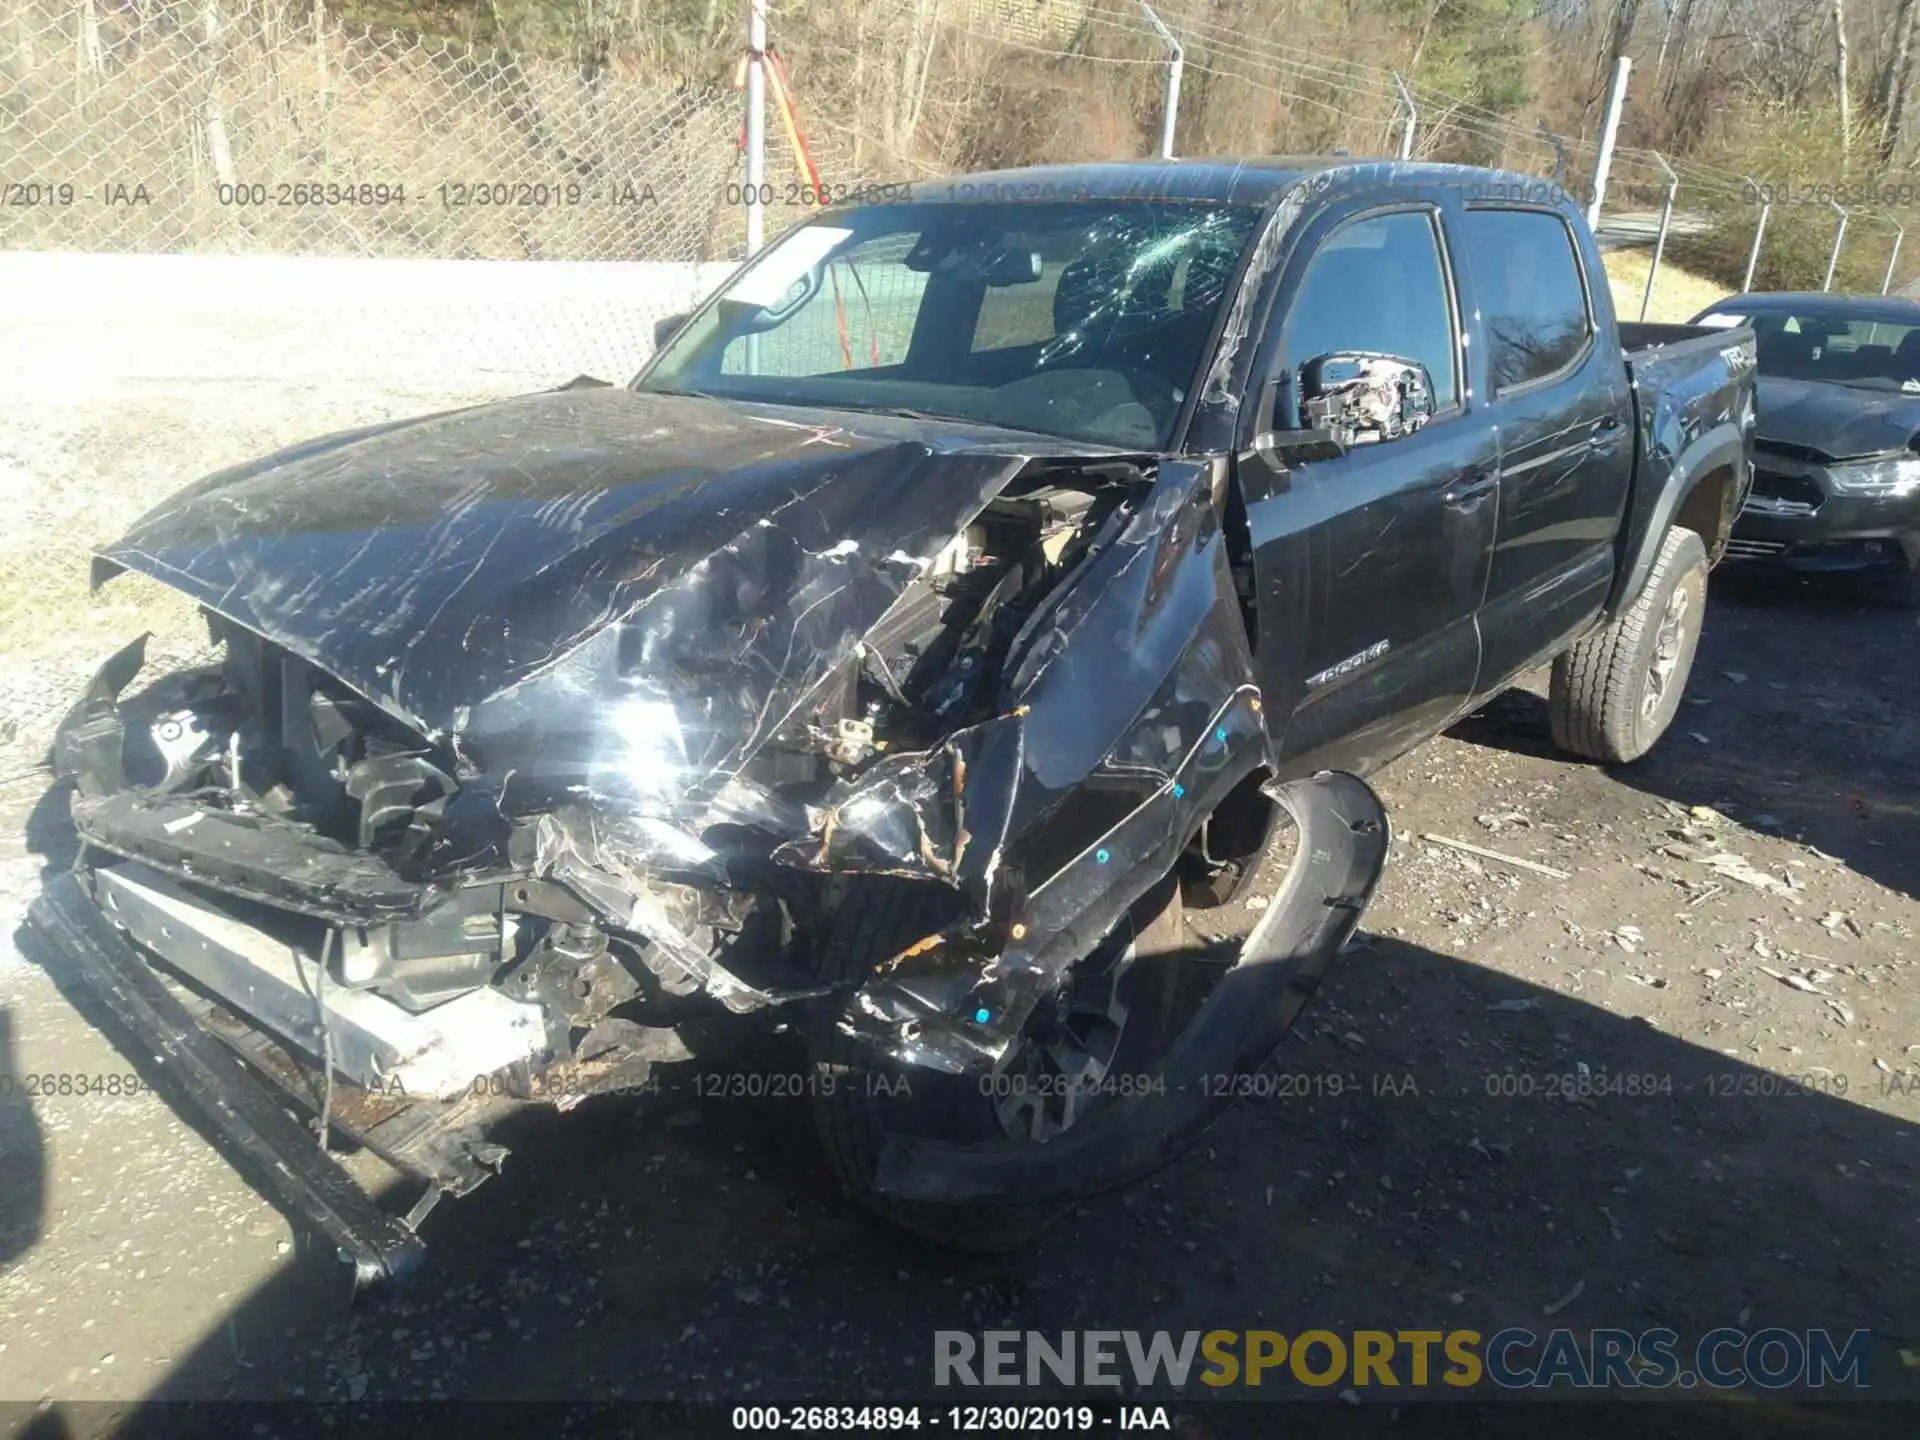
892,157,1566,207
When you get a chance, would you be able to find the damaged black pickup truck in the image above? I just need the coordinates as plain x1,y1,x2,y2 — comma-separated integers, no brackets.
31,159,1755,1285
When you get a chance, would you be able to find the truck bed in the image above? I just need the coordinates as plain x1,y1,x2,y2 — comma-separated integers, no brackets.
1617,321,1739,354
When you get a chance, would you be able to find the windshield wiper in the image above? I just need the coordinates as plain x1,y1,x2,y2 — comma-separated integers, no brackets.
860,405,972,423
641,385,725,401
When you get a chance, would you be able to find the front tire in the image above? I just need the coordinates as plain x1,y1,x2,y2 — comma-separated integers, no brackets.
807,877,1185,1253
1549,526,1708,764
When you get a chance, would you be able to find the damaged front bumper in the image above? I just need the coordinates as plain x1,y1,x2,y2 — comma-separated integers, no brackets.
30,873,432,1288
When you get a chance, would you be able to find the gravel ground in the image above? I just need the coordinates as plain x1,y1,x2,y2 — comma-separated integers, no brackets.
1,253,1916,1434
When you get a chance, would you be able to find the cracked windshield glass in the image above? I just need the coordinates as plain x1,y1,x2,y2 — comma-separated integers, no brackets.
640,200,1262,448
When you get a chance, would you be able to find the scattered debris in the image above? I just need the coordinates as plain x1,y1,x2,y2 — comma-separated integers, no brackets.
1656,849,1803,900
1820,911,1863,939
1610,925,1644,954
1758,968,1829,996
1420,834,1571,880
1541,1278,1586,1316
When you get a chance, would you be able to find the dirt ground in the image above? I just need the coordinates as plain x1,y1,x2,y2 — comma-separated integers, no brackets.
1,564,1916,1431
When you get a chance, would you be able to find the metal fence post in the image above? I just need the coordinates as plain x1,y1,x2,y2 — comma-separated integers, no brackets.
1823,200,1849,291
1136,2,1182,159
1741,176,1770,292
1639,151,1678,321
1392,72,1417,161
1585,56,1631,230
745,0,768,257
1882,215,1907,294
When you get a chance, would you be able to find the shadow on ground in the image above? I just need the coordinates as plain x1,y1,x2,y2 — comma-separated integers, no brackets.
10,913,1917,1435
0,1007,47,1270
1448,569,1920,906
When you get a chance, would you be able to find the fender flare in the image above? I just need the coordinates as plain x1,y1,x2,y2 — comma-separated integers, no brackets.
1607,422,1749,618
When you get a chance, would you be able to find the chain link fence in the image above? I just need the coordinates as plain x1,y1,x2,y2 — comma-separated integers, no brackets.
0,0,876,263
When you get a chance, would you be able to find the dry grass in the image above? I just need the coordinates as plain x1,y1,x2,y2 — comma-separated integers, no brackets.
1600,247,1734,324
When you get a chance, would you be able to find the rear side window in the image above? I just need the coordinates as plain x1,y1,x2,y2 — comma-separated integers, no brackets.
1458,208,1593,392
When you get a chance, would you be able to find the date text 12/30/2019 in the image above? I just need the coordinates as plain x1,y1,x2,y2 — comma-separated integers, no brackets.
731,1406,1172,1432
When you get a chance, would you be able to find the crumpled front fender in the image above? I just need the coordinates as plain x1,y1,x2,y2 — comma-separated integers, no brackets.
776,458,1279,1071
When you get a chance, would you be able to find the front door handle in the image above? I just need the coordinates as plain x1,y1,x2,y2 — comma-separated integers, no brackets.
1590,414,1625,445
1443,470,1498,507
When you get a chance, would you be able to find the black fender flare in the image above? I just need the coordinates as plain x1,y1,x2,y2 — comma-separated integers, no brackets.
1606,422,1749,619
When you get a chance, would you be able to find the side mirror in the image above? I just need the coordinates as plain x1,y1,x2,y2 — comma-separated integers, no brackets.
653,311,691,348
1248,376,1341,470
1298,351,1436,447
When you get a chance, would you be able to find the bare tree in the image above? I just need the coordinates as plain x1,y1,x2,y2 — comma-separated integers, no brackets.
1878,0,1918,158
1835,0,1854,155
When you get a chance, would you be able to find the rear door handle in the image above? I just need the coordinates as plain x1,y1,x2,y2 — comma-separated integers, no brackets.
1590,415,1625,445
1443,470,1498,507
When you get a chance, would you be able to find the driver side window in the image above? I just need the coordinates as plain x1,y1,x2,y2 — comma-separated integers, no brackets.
1279,210,1459,420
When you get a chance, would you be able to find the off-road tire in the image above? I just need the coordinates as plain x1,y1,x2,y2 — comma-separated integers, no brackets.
1549,526,1708,764
808,878,1184,1253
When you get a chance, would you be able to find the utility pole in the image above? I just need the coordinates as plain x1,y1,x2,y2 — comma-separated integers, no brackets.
1586,57,1631,231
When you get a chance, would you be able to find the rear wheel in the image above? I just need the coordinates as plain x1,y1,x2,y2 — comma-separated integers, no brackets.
1549,526,1707,764
808,877,1186,1252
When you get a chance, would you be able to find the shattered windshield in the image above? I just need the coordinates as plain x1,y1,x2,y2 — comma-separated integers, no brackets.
638,199,1263,449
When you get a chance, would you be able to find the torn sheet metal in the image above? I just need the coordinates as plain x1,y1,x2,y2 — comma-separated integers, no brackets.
781,458,1274,1071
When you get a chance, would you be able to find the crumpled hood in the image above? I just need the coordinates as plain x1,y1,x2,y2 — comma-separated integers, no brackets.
1755,375,1920,460
97,388,1091,775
